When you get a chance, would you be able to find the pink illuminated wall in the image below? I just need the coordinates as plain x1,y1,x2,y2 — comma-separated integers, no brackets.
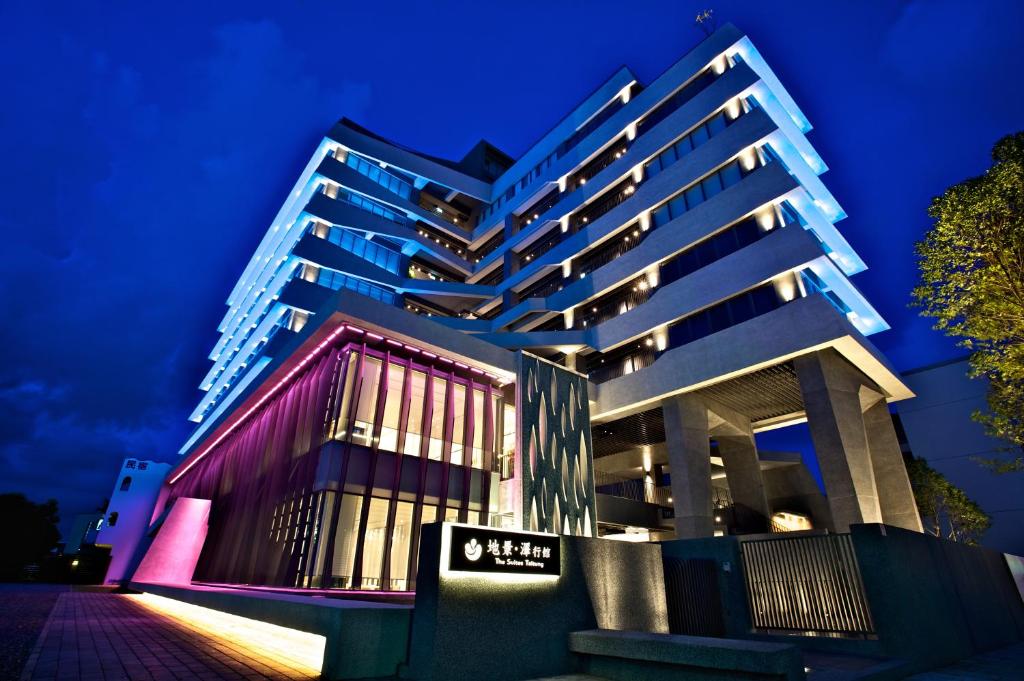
132,497,211,585
163,329,510,591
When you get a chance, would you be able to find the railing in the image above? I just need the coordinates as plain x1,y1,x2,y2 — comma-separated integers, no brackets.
585,347,656,384
414,221,469,256
569,136,629,190
517,188,562,231
518,270,566,301
573,276,652,329
518,226,569,267
571,221,645,278
471,230,504,263
595,473,672,506
740,534,875,636
570,177,638,231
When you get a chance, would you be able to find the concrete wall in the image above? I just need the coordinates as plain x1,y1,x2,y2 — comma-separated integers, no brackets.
897,358,1024,555
850,523,1024,671
404,523,668,681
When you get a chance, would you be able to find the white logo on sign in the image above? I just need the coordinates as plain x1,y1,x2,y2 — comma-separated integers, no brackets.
464,538,483,561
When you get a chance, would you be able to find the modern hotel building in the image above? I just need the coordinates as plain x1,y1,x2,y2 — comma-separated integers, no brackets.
152,23,922,593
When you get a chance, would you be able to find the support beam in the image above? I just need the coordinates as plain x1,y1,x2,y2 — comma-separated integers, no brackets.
717,431,771,533
704,397,772,533
662,394,713,538
863,400,924,532
794,350,882,531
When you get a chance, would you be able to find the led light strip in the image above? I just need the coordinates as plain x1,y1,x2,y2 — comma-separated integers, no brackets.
127,593,325,676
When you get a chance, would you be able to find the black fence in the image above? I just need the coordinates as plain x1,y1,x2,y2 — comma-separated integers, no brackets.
740,533,875,636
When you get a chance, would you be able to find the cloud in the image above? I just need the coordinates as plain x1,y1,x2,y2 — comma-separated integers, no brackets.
0,14,371,533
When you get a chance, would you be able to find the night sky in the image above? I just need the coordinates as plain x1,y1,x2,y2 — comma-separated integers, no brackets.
2,0,1022,536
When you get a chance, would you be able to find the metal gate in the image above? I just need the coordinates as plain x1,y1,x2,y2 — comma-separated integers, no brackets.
662,557,725,636
740,534,875,636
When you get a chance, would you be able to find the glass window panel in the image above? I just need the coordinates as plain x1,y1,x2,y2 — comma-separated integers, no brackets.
675,134,692,157
661,145,677,165
668,194,688,220
719,160,742,188
709,302,731,332
684,183,704,209
466,510,480,526
646,158,661,179
502,403,516,479
471,389,485,468
352,356,382,447
330,494,363,589
450,383,467,466
378,363,405,452
389,501,415,590
403,370,427,457
333,353,359,440
707,112,727,135
428,376,447,461
652,205,671,228
491,394,501,458
414,504,438,577
702,172,723,200
690,123,710,147
445,506,460,523
360,497,389,590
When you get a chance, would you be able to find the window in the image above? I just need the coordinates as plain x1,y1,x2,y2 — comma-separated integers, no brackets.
403,370,427,457
353,357,382,447
332,353,359,440
361,497,390,589
471,388,486,468
331,495,363,588
428,376,447,460
389,501,415,590
378,363,405,452
502,403,516,479
108,511,118,527
450,383,467,465
120,476,132,492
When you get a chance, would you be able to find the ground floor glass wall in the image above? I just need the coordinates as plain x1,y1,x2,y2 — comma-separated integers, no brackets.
168,329,513,592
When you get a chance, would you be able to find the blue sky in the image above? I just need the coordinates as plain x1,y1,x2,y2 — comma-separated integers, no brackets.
1,0,1022,533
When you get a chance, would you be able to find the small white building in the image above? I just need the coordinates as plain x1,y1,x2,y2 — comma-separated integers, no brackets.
95,457,171,583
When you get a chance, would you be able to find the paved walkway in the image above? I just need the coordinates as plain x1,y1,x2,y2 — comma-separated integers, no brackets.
905,642,1024,680
0,584,69,680
20,591,319,680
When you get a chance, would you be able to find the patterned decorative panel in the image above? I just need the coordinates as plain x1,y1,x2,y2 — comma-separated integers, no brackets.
517,352,597,536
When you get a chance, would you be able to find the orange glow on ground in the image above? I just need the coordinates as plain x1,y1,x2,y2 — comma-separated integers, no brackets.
127,593,325,678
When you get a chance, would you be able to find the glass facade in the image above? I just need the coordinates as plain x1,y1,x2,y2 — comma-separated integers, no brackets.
168,331,512,592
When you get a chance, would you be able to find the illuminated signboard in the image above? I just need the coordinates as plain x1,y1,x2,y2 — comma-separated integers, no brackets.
447,525,560,576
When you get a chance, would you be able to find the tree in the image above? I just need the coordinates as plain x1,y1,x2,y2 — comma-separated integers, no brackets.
912,132,1024,472
906,458,991,545
0,493,61,579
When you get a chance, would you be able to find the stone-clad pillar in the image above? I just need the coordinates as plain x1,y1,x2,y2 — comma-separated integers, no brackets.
717,429,771,533
863,399,924,532
794,350,882,532
662,394,713,538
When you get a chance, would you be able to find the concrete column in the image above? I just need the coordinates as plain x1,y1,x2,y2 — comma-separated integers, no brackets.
794,350,882,532
863,399,924,532
662,394,713,538
717,431,771,533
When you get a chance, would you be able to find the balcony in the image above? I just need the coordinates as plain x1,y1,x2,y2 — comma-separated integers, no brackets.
570,177,639,231
573,276,652,330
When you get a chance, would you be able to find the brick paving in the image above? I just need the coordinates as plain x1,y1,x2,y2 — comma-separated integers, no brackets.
20,591,319,681
0,584,68,680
